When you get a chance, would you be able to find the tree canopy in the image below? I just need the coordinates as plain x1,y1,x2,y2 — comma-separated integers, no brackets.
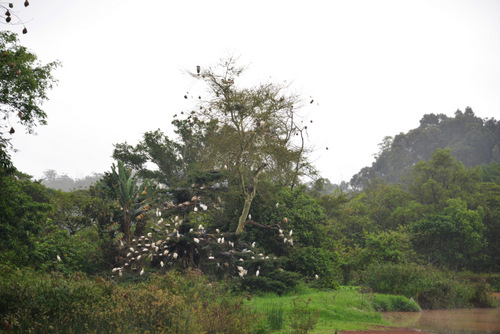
0,31,60,172
350,107,500,190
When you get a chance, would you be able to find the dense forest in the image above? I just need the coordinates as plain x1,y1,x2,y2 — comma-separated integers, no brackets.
1,30,499,332
350,108,500,189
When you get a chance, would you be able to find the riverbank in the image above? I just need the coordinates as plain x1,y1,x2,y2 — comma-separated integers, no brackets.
339,292,500,334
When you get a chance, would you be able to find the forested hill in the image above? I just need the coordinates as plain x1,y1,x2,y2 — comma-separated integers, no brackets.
350,107,500,190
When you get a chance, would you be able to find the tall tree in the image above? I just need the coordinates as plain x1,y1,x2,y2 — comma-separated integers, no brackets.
410,198,485,271
193,57,313,234
408,148,482,211
0,31,60,171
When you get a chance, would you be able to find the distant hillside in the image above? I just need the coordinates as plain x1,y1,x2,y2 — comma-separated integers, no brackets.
41,170,102,191
350,107,500,190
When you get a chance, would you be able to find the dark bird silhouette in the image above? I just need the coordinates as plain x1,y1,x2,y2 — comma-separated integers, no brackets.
196,65,201,74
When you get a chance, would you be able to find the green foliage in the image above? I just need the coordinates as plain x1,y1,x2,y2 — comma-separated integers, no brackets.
408,148,482,210
30,219,102,274
481,162,500,184
288,297,320,334
350,108,500,189
239,269,301,295
410,198,486,270
47,188,95,235
0,172,51,266
359,262,496,309
371,294,421,312
247,185,328,254
0,31,60,169
358,229,415,267
0,268,258,333
266,304,285,330
104,160,151,243
285,247,340,289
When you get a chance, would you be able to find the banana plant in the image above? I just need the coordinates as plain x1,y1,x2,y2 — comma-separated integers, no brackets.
110,161,149,244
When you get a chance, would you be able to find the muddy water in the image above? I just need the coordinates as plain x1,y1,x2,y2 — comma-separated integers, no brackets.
383,293,500,334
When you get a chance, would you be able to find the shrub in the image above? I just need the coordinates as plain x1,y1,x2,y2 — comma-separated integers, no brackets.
238,268,301,295
359,263,495,309
288,297,320,334
371,294,421,312
0,267,259,333
286,247,340,289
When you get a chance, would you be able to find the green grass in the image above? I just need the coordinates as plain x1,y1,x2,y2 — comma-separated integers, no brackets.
248,285,401,333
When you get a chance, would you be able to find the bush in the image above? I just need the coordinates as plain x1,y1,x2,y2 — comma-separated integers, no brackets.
371,294,421,312
0,267,259,333
286,247,340,289
359,263,495,309
288,297,320,334
239,269,301,295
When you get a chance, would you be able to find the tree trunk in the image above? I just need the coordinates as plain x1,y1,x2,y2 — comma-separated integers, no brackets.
122,204,131,244
235,164,266,235
236,194,254,234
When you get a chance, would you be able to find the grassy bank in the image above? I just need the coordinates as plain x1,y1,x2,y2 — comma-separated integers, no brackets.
249,285,420,333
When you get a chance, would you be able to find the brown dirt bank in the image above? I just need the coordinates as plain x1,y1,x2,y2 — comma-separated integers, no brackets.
339,325,433,334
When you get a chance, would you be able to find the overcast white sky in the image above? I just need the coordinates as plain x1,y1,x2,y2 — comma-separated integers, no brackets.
5,0,500,183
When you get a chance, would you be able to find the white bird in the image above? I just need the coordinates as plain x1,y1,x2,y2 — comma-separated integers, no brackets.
284,238,287,243
216,229,220,234
289,230,293,236
239,258,244,262
194,206,198,212
208,256,215,260
217,238,221,244
251,242,256,248
221,237,225,244
173,252,178,259
279,229,283,234
160,261,164,268
248,214,252,220
140,268,144,276
129,247,134,252
164,250,169,255
315,274,319,280
137,255,142,260
194,238,200,244
275,202,279,208
57,255,61,262
127,252,132,257
256,268,260,277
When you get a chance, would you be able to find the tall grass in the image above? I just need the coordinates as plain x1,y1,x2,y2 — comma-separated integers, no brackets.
249,285,396,332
